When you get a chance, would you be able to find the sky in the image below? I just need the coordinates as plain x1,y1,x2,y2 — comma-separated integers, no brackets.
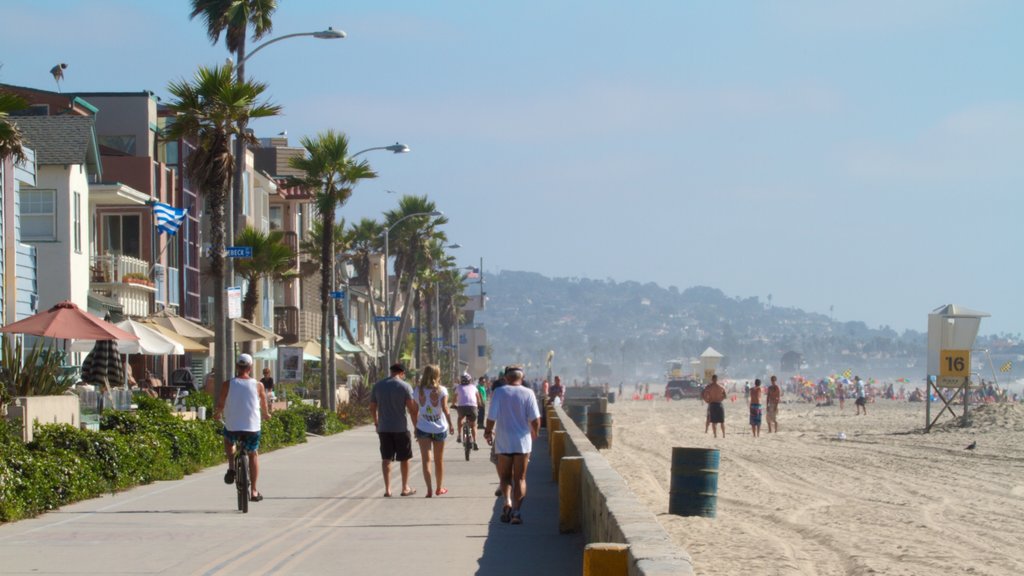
2,1,1021,336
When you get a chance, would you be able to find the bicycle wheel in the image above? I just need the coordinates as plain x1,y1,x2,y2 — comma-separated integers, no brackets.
236,451,250,514
464,424,472,461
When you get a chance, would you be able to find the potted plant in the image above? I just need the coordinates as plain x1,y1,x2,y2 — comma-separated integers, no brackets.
122,272,154,287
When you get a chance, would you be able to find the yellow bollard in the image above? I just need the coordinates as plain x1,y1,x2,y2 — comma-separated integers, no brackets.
583,543,629,576
551,430,566,482
559,456,583,533
548,416,562,453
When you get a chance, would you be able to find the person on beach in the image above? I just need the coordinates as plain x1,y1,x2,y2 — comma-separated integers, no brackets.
370,363,418,497
836,379,846,410
455,372,482,450
414,364,454,497
484,365,541,525
749,378,763,438
766,375,782,433
702,374,727,437
854,376,867,415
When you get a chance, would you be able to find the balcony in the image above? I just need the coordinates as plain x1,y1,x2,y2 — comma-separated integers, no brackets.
274,306,322,345
90,254,154,318
282,231,298,268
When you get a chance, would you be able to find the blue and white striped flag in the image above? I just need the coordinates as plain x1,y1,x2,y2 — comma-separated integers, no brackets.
153,201,187,235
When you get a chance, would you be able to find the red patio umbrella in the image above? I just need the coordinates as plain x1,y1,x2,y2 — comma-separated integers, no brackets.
0,301,139,341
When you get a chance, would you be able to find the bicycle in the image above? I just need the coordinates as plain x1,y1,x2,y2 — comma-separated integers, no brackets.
232,437,252,513
463,417,473,461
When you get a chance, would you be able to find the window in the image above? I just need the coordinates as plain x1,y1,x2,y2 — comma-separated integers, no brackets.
97,135,137,156
102,214,141,258
269,206,283,230
21,189,57,241
73,191,82,253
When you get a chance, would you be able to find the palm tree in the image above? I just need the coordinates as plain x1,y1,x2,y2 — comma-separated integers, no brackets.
163,63,280,386
289,130,377,409
0,90,28,163
190,0,277,63
383,195,448,370
233,226,296,352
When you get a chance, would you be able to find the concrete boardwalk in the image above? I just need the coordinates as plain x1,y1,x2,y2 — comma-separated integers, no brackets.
0,425,583,575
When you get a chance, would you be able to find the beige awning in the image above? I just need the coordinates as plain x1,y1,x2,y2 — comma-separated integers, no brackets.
233,318,280,343
145,309,215,342
143,321,208,353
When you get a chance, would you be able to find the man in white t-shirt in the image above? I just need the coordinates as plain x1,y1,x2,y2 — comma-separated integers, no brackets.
484,366,540,525
215,354,271,502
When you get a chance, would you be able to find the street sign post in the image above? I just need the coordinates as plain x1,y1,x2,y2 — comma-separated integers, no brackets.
374,315,401,322
330,290,346,299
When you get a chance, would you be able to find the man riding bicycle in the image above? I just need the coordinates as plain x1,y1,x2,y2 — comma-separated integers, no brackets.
454,372,483,450
215,353,271,502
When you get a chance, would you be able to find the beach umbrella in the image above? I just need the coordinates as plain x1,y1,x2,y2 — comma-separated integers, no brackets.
80,339,124,389
252,346,320,362
144,309,214,342
0,300,138,341
70,319,184,355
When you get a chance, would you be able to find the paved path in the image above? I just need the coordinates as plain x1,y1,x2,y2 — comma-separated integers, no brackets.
0,425,583,575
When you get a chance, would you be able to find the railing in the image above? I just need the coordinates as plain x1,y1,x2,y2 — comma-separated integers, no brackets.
282,231,298,267
90,254,150,284
274,305,322,344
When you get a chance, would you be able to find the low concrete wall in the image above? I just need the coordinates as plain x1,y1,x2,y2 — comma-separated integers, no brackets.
6,395,81,442
554,405,694,576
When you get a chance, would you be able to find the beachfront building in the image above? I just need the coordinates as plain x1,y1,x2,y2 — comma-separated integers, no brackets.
0,144,40,324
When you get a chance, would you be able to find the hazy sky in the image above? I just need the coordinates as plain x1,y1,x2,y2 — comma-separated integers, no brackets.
2,1,1020,335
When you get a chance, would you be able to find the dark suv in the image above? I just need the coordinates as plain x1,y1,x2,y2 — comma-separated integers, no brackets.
665,379,702,400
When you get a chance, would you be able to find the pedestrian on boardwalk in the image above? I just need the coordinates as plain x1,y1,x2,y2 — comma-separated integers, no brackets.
370,363,418,497
477,376,489,429
414,364,453,497
484,366,541,525
766,375,782,433
854,376,867,415
548,375,565,406
749,378,763,438
702,374,727,437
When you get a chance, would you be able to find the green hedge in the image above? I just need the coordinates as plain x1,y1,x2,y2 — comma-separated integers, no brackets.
0,400,343,523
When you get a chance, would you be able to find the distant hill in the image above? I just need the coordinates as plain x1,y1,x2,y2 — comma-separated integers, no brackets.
478,270,934,382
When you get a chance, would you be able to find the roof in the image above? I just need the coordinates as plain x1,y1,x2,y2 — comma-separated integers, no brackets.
12,115,101,176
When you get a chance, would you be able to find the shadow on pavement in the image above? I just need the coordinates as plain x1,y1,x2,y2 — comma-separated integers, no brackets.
475,431,584,576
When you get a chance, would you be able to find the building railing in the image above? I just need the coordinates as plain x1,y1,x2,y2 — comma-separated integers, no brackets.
90,254,150,284
274,305,322,345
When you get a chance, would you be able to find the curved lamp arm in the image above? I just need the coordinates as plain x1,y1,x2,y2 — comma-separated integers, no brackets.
242,27,346,64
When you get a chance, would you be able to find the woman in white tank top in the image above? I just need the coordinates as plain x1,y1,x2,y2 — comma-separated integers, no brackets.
413,365,453,497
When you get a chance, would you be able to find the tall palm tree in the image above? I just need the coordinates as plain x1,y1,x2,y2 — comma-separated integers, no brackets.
289,130,377,409
383,195,448,371
190,0,277,61
0,90,28,163
233,226,296,352
163,63,280,386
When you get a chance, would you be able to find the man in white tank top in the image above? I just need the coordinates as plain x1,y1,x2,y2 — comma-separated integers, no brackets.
214,353,270,502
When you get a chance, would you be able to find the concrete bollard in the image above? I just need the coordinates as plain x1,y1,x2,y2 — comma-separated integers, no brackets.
551,430,566,482
548,416,562,453
559,456,583,533
583,543,629,576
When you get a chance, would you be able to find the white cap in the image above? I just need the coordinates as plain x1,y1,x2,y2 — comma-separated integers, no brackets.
236,353,253,367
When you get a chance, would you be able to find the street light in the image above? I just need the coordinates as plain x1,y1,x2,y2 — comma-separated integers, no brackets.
218,26,345,398
382,210,443,368
324,142,409,411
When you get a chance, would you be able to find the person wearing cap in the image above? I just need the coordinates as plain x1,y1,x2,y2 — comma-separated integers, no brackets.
214,353,271,502
484,365,541,525
370,363,419,497
454,372,483,450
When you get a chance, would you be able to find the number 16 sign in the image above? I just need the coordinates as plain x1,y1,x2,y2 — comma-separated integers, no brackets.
940,349,971,378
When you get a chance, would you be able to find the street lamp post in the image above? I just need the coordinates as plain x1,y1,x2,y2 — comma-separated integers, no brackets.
324,143,409,411
217,26,345,396
382,210,443,369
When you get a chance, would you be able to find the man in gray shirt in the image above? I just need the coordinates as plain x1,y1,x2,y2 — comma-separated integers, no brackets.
370,363,418,497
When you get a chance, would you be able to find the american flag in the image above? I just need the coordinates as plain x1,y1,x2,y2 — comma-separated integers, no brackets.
465,266,480,279
153,201,187,235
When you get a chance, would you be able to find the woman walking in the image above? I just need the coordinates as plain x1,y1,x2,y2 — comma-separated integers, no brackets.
414,365,454,497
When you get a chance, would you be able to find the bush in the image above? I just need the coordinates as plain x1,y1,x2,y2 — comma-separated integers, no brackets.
182,391,214,413
0,399,352,523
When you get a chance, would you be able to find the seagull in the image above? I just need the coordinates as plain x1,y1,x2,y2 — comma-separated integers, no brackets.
965,441,977,450
50,63,68,92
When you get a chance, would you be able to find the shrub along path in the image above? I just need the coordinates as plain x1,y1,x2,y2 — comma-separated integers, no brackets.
0,423,584,575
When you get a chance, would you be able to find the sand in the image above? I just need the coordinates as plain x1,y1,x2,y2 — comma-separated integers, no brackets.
603,391,1024,576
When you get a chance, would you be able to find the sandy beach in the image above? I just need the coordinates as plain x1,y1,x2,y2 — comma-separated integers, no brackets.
603,388,1024,576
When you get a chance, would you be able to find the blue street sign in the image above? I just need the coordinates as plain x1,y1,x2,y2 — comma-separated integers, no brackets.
434,337,445,342
226,245,253,258
329,290,346,299
374,315,401,322
409,327,419,333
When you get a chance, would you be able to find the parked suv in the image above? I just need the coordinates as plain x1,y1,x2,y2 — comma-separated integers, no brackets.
665,379,702,400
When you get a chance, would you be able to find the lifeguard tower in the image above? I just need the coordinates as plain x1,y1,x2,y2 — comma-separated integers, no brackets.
700,347,723,383
925,304,989,432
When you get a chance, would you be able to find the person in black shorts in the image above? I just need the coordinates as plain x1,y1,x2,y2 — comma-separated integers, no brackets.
370,363,419,497
259,367,275,399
